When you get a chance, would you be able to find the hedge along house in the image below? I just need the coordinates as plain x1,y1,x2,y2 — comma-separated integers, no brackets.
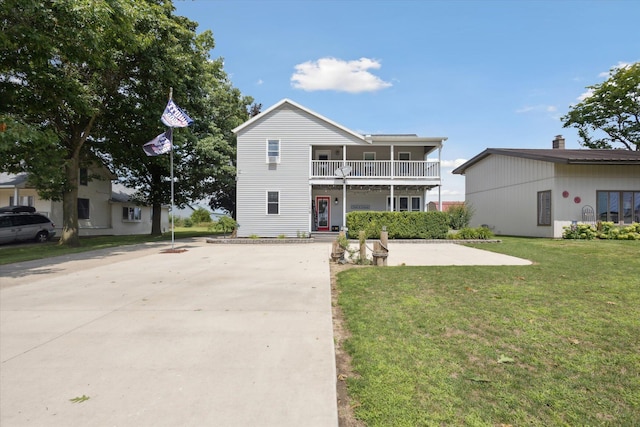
232,99,448,237
452,135,640,238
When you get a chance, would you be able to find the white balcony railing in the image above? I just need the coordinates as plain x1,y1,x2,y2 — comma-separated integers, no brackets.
311,160,440,179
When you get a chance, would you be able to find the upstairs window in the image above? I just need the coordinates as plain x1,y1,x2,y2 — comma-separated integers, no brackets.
267,139,280,163
79,168,88,186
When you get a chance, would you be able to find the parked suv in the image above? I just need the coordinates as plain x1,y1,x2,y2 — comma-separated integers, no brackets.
0,206,56,244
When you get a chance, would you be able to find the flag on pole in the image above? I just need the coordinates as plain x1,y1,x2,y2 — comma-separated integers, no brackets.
161,99,193,128
143,128,173,156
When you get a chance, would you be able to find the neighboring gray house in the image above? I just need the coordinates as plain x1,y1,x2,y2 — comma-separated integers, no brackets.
232,98,447,237
452,136,640,238
0,169,169,237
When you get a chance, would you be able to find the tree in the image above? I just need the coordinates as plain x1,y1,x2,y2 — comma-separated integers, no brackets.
0,0,156,246
1,1,251,241
562,62,640,151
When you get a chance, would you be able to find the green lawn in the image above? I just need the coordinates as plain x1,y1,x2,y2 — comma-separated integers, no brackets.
337,238,640,426
0,227,218,265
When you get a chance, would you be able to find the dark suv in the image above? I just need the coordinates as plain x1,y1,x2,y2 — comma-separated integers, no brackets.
0,206,57,244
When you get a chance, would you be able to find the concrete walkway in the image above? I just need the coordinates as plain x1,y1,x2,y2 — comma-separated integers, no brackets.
0,240,530,426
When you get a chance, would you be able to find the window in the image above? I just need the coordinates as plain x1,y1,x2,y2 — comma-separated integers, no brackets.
411,197,422,212
363,152,376,161
398,152,411,160
537,190,551,226
78,198,90,220
267,191,279,215
122,206,142,221
597,191,640,224
79,168,88,186
9,195,34,207
399,197,409,211
267,139,280,163
388,196,422,212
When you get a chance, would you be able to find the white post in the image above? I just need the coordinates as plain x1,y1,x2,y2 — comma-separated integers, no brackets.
438,146,443,211
169,87,175,249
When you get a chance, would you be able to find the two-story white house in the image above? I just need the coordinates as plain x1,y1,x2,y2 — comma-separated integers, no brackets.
232,99,447,238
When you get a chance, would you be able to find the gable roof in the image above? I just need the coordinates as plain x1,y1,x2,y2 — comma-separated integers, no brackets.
0,172,29,188
452,148,640,174
232,98,367,142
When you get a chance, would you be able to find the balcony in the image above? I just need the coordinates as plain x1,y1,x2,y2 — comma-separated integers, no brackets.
311,160,440,179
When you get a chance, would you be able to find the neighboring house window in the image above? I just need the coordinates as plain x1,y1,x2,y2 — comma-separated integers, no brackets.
537,190,551,226
122,206,142,222
597,191,640,224
78,198,90,219
79,168,88,186
267,191,279,214
267,139,280,163
9,195,34,207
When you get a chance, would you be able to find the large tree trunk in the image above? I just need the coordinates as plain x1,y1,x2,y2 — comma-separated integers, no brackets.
151,202,163,236
59,154,80,247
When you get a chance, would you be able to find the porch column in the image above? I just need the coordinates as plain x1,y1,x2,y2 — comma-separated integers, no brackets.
342,181,346,228
309,183,313,233
438,146,443,211
390,184,394,211
390,145,394,178
13,187,19,205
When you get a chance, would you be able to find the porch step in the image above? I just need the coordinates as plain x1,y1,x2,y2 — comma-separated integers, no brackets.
310,232,339,242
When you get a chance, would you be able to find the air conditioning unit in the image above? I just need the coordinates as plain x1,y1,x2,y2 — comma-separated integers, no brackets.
268,156,279,163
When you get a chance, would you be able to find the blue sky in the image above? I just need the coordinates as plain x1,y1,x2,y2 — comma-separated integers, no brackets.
174,0,639,201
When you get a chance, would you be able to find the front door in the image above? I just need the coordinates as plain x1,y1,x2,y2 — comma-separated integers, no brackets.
316,196,330,231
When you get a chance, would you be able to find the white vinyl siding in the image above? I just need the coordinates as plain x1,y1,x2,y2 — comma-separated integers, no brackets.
464,155,640,237
236,104,363,237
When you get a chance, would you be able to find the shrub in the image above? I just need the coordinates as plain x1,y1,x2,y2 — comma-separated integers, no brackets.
564,222,640,240
448,203,474,230
191,208,212,224
453,226,495,240
346,211,449,239
212,216,237,234
169,215,184,227
182,217,193,228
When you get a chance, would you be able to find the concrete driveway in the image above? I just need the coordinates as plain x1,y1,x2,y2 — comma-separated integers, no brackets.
1,239,530,426
1,240,337,427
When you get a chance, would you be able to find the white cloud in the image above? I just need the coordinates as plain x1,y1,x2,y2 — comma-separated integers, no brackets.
577,88,594,101
598,61,632,78
256,79,263,85
291,57,392,93
516,104,558,114
441,159,467,168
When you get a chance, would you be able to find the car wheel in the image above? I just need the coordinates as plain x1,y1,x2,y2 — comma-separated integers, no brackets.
35,231,49,243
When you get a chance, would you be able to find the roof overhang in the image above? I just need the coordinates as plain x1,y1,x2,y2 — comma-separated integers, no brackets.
453,148,640,175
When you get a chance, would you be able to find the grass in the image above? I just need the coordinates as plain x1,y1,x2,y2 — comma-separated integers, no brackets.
0,227,218,265
337,237,640,426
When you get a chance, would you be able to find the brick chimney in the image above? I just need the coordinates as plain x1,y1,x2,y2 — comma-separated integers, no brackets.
552,135,565,150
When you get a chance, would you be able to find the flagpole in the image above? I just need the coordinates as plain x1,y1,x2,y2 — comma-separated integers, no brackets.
169,87,175,249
